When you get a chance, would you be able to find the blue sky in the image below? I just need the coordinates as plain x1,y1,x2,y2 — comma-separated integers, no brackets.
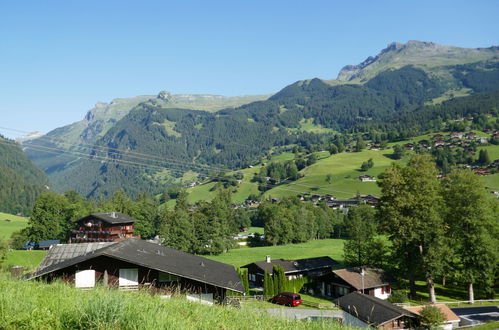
1,0,499,137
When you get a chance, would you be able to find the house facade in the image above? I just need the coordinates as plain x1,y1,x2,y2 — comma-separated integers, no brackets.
28,239,244,303
318,266,392,300
70,212,139,243
242,256,338,287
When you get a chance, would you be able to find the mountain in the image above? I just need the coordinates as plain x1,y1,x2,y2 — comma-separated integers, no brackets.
24,92,270,175
0,135,49,215
337,40,499,82
23,41,499,198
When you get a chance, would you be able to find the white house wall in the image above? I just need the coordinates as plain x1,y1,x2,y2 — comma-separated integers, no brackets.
373,287,390,300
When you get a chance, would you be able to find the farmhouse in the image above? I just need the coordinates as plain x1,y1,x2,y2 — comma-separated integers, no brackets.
318,266,392,299
70,212,139,243
335,292,417,329
404,304,460,330
359,175,376,182
28,238,244,303
242,256,339,287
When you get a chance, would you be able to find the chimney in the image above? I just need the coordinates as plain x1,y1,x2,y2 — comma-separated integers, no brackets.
111,212,116,218
265,255,271,263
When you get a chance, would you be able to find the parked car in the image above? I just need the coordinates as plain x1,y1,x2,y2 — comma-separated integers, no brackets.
269,292,302,307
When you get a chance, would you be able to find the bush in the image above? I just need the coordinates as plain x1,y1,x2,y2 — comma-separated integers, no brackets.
419,305,445,329
387,290,409,303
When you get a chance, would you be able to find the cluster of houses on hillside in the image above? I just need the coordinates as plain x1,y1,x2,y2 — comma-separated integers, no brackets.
22,212,478,328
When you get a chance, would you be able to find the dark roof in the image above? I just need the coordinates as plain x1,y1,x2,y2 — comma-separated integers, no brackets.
242,256,338,274
333,267,389,290
38,240,60,248
38,242,116,269
335,292,416,326
30,238,243,293
78,212,139,225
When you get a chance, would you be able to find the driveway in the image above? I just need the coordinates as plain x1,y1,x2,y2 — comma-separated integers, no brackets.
451,306,499,326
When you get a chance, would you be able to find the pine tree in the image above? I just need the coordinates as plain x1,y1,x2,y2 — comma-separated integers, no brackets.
263,271,274,298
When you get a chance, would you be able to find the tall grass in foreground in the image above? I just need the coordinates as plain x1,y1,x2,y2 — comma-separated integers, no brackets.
0,275,346,329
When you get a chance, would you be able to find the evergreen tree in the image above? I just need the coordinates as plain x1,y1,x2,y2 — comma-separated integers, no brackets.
263,271,274,298
159,190,194,252
477,149,491,166
273,265,286,295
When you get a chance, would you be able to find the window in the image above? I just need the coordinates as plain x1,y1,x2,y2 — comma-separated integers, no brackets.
75,269,95,288
159,271,179,282
119,268,138,286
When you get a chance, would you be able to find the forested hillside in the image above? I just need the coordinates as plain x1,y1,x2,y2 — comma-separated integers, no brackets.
22,41,499,198
0,136,49,215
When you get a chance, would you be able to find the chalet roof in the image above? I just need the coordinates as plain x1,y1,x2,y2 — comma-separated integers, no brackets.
38,242,116,269
29,238,244,293
78,212,139,225
404,304,460,322
333,266,389,290
242,256,338,274
335,292,416,326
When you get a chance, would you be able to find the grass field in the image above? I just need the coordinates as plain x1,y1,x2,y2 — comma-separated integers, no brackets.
264,149,402,200
206,238,346,268
4,250,47,270
0,212,28,240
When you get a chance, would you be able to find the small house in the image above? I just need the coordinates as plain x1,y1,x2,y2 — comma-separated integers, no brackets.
70,212,139,243
27,238,244,303
242,256,339,287
404,304,460,330
319,266,392,299
335,292,417,328
359,175,376,182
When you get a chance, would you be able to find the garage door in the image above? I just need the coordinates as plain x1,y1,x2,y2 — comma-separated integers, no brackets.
119,268,138,286
75,269,95,288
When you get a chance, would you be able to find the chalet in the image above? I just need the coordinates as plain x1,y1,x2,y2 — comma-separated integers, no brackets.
359,175,376,182
361,194,380,206
432,134,444,140
27,238,244,303
70,212,138,243
403,143,414,150
477,137,489,144
434,140,446,147
327,199,360,209
318,266,392,300
450,132,463,139
242,256,338,287
335,292,417,329
404,305,460,330
465,132,477,139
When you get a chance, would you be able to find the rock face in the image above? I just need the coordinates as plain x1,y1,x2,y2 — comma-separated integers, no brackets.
336,40,499,81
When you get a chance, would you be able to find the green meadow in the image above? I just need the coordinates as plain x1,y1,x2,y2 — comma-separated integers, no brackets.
206,238,346,268
0,212,28,240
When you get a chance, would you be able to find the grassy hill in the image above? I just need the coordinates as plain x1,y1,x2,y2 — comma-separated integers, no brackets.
0,275,343,329
0,212,28,240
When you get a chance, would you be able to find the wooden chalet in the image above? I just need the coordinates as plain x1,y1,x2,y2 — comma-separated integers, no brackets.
318,266,392,300
242,256,338,287
70,212,138,243
27,238,244,303
335,292,417,329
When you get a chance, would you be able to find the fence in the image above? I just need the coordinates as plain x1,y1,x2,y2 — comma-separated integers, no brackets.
394,299,499,307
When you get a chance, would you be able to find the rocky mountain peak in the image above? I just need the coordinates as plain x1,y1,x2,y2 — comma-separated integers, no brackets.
157,91,172,101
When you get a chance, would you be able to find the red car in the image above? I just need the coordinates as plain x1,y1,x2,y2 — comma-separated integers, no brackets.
269,292,302,307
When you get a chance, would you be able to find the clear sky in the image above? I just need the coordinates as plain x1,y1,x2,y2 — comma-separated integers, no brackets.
1,0,498,138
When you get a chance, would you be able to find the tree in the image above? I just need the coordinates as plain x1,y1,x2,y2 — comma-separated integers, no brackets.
360,158,374,171
355,138,366,152
159,190,194,252
378,155,446,302
0,238,7,264
325,174,333,184
237,268,249,295
263,271,274,298
273,265,286,295
444,169,499,303
343,205,382,266
392,145,405,159
27,192,72,242
477,149,491,166
329,144,338,155
419,305,445,329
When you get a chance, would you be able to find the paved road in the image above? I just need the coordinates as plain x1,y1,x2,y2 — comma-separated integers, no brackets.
451,306,498,315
